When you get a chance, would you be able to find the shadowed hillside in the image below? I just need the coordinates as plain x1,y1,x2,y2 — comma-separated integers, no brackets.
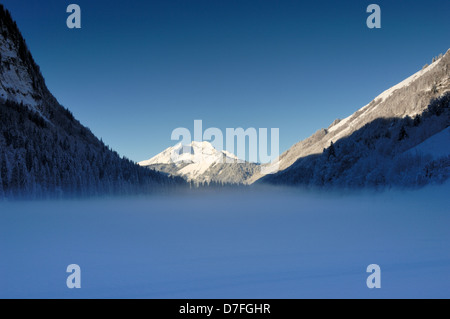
0,5,185,199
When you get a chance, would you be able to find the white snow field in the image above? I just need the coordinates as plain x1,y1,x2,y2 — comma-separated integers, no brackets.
0,184,449,299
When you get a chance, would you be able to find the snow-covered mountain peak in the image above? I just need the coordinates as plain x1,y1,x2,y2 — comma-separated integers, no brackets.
139,141,239,167
138,141,257,184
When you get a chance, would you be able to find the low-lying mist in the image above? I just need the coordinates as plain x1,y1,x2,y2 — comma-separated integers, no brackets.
1,183,449,298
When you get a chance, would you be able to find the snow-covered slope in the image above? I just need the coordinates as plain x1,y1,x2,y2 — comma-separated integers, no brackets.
139,141,259,184
405,127,450,160
251,49,450,184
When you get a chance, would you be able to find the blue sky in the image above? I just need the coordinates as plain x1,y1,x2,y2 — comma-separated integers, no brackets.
2,0,449,162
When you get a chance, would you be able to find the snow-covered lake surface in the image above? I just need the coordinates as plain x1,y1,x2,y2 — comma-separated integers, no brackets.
1,184,449,298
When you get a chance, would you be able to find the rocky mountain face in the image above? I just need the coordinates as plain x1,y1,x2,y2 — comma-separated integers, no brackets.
0,8,53,110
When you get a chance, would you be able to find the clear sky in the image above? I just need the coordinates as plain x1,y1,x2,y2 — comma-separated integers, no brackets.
2,0,449,162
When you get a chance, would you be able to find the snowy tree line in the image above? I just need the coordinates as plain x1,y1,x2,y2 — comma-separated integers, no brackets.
262,93,450,189
0,100,185,199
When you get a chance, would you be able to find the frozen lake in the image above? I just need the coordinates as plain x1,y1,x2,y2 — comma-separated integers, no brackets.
1,184,449,298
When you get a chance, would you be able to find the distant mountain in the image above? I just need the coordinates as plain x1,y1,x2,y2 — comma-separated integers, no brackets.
0,5,184,198
256,50,450,188
139,141,259,185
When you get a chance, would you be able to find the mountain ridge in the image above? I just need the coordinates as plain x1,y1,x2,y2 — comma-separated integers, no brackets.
250,49,450,185
0,5,185,198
